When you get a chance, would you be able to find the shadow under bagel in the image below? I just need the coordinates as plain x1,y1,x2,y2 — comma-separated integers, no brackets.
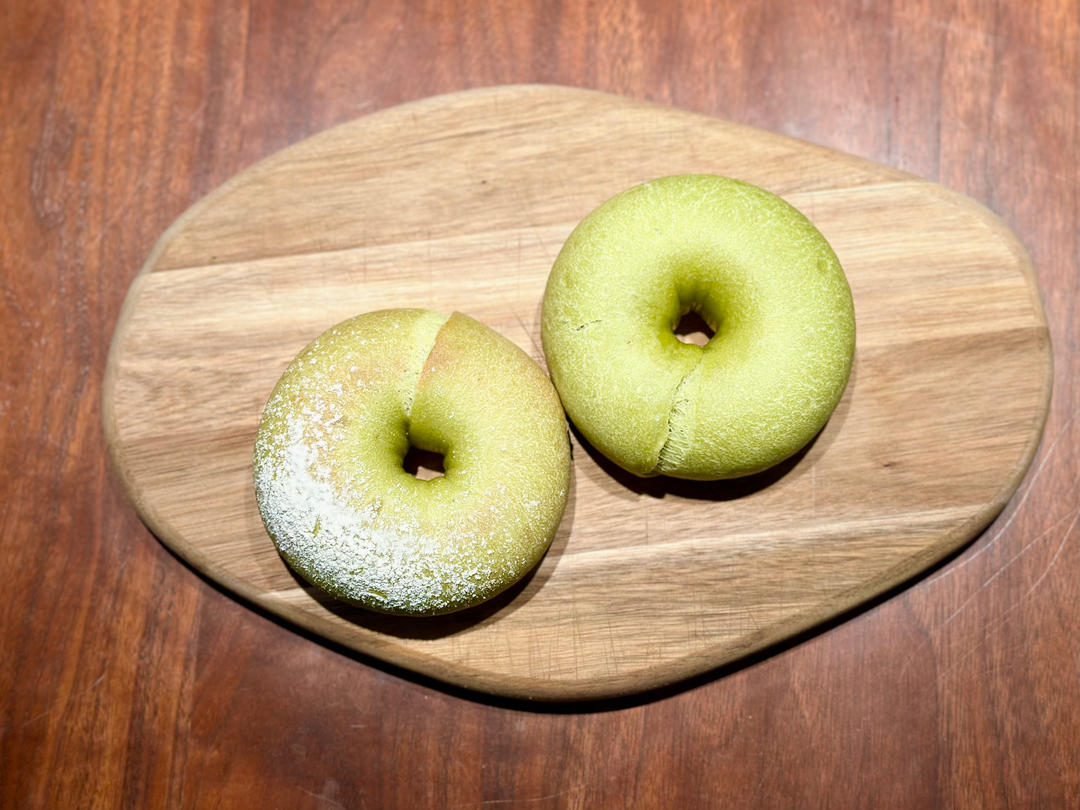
267,348,859,689
265,273,858,644
567,349,858,503
570,421,815,501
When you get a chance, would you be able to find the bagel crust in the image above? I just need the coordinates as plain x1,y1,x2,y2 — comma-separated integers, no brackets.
254,309,571,615
541,174,856,480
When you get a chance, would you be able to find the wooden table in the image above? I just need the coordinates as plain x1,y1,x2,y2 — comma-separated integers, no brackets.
3,1,1077,806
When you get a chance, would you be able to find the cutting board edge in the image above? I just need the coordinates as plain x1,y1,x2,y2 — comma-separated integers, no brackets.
100,84,1056,702
118,84,928,276
103,439,1045,703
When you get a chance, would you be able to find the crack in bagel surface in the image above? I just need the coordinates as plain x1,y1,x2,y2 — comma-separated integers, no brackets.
653,357,701,474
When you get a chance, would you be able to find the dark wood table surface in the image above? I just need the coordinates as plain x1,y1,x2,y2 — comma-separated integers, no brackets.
3,1,1078,807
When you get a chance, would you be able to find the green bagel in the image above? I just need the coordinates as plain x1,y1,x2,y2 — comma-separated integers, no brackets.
254,309,571,615
541,174,855,480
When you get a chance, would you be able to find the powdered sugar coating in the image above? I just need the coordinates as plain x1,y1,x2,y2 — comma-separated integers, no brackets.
253,309,571,615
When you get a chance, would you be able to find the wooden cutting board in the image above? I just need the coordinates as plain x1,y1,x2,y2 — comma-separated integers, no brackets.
103,85,1052,701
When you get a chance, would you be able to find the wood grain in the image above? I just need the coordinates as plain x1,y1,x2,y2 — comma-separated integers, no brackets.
102,85,1051,700
3,0,1078,806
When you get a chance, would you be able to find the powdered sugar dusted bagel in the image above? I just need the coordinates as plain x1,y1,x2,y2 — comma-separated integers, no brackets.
254,309,571,616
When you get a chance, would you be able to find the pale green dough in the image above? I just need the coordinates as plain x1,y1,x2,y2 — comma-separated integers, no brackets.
541,174,855,480
254,309,571,615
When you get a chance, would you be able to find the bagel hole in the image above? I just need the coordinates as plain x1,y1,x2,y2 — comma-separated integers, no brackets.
673,310,716,346
402,445,445,480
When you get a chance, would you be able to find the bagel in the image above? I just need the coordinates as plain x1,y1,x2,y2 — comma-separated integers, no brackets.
541,174,855,480
253,309,571,615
